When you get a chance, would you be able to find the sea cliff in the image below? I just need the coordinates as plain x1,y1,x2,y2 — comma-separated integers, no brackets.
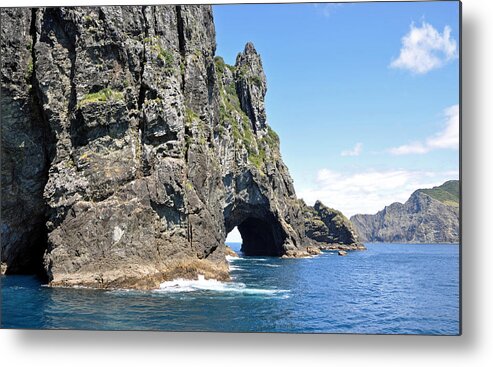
1,6,362,288
350,180,460,243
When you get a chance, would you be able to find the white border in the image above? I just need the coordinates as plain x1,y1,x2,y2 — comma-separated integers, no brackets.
1,0,492,365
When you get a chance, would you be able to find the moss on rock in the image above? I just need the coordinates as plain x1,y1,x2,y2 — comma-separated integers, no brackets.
78,88,124,108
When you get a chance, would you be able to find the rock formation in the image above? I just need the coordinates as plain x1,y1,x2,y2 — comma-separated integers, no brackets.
350,180,460,243
301,200,365,251
1,9,52,276
1,5,315,289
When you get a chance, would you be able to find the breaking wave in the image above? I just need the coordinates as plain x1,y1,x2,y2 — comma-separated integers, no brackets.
156,275,289,296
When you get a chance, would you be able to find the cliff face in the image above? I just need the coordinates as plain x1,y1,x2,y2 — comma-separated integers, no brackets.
1,9,52,275
301,200,365,251
1,6,307,288
350,181,460,243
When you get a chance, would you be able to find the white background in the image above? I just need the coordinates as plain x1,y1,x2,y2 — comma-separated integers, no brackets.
1,0,491,365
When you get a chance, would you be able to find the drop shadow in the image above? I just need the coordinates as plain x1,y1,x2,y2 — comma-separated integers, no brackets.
7,4,481,356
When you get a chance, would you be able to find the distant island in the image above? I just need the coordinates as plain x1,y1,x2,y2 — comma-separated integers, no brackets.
350,180,460,244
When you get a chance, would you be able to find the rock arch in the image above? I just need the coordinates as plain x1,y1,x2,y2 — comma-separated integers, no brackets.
224,202,288,256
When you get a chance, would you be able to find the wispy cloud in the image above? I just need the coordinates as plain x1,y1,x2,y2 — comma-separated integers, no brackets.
341,143,363,157
314,3,342,18
298,168,459,217
390,21,457,74
389,104,459,155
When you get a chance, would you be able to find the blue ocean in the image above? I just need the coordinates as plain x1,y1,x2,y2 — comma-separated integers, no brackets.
0,243,460,334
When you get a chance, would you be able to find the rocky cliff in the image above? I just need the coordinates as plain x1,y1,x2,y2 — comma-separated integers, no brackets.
350,181,460,243
301,200,365,251
1,6,314,289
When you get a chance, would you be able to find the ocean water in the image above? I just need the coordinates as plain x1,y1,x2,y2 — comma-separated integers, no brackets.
0,243,460,334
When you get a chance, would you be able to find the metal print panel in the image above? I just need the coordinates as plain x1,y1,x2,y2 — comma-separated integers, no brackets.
0,1,461,334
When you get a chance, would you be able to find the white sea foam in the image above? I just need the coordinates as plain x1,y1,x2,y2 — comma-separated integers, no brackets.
155,275,288,296
226,256,267,262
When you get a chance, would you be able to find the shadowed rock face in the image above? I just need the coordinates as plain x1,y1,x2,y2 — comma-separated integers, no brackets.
301,200,365,251
1,6,307,288
1,9,53,276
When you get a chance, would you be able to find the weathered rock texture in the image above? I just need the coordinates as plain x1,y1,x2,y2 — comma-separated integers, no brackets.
350,181,460,243
301,200,365,251
1,6,310,288
1,9,53,275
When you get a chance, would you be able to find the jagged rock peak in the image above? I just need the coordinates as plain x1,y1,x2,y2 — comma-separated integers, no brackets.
234,42,267,133
243,41,257,54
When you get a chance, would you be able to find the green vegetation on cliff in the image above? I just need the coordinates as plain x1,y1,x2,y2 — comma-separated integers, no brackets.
78,88,124,108
417,180,459,207
214,56,280,171
350,180,460,243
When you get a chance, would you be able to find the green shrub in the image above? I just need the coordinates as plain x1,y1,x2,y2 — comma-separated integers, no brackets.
251,75,263,88
77,88,124,108
25,60,33,83
185,107,199,125
214,56,226,75
248,146,266,170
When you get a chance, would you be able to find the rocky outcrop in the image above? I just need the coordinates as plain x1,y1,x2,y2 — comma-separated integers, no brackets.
215,44,305,258
1,6,308,288
301,200,365,251
350,181,460,243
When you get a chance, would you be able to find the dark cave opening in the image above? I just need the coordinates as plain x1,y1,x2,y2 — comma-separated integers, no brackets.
224,205,287,257
237,217,282,256
0,8,53,283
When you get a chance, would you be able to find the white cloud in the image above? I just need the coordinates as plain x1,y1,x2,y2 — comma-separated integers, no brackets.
389,104,459,155
390,21,457,74
341,143,363,157
388,142,428,155
426,104,460,149
298,168,459,217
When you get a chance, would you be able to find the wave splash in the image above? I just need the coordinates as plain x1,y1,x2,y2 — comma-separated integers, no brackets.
156,275,289,296
226,255,266,262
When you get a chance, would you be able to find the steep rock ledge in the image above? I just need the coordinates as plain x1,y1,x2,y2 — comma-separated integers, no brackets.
1,6,310,288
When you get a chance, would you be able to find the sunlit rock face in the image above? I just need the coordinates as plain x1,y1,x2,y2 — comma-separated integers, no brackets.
351,183,460,243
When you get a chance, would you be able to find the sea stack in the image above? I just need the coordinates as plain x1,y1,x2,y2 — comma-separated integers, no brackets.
1,6,314,289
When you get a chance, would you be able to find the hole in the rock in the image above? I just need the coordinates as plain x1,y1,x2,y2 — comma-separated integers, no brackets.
225,226,242,243
225,217,284,257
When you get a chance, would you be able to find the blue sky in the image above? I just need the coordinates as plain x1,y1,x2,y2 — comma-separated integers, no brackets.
213,1,460,228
